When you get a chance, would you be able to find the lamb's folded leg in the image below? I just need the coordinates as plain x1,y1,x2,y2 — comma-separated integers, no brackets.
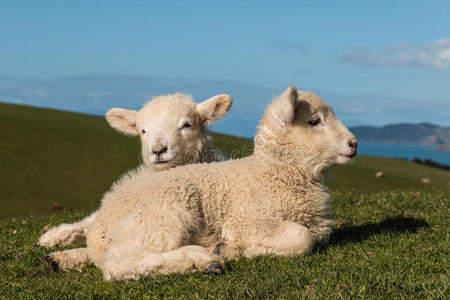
43,247,90,271
101,245,224,281
38,211,98,248
218,221,315,259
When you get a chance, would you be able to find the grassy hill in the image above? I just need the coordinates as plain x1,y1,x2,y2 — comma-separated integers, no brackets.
0,102,449,298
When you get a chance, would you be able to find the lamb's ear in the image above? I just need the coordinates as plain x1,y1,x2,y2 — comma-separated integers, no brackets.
269,86,298,128
196,94,233,125
105,108,138,135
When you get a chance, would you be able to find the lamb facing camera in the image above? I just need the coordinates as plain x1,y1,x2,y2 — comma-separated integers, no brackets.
38,92,232,259
45,86,357,280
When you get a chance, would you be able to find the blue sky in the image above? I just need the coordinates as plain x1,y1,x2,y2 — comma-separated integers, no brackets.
1,1,449,137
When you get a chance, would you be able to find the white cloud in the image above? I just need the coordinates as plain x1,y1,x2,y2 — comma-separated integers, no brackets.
342,38,450,68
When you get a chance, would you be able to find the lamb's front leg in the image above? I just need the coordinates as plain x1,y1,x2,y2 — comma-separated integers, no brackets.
43,247,90,271
38,211,98,248
217,221,315,259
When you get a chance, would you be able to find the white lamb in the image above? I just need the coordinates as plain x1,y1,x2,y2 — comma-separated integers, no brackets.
39,93,232,265
45,86,357,280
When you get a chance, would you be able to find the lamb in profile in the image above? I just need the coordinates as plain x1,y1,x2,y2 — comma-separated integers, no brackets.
45,86,357,280
38,93,233,251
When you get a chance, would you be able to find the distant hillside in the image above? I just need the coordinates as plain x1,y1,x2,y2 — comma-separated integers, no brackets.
350,123,450,149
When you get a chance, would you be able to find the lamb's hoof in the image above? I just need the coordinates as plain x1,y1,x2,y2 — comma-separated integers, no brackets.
43,256,59,272
213,242,226,256
202,263,225,275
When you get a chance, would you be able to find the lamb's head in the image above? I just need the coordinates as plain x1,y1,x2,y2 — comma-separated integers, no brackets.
255,86,356,177
106,93,232,170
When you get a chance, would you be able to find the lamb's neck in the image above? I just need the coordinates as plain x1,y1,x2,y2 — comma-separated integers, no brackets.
254,151,328,192
198,143,215,163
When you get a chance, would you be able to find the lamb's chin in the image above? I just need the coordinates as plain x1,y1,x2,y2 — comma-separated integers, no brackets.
336,155,355,165
152,162,173,171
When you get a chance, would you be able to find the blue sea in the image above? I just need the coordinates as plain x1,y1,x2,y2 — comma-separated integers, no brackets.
358,142,450,165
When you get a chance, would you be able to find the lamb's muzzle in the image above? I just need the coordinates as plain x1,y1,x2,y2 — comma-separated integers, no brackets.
345,140,358,157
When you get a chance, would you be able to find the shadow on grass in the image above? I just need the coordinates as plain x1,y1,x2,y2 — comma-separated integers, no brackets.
329,216,429,246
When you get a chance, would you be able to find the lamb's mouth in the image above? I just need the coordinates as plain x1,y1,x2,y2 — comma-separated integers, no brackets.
340,151,357,159
152,153,179,165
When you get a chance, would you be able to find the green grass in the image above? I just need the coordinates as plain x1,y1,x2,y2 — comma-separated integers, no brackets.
1,190,448,298
329,155,450,192
1,102,449,298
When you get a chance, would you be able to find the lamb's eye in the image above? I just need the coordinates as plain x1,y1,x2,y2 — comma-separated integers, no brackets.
308,118,321,126
182,122,192,129
141,129,146,134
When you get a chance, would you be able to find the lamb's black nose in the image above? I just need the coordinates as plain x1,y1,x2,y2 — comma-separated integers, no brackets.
152,146,168,156
348,140,357,149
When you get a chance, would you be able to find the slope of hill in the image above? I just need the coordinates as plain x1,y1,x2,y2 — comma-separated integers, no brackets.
350,123,450,147
1,103,449,217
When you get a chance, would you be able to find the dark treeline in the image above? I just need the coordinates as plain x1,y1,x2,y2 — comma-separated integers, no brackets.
411,158,450,171
393,157,449,171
